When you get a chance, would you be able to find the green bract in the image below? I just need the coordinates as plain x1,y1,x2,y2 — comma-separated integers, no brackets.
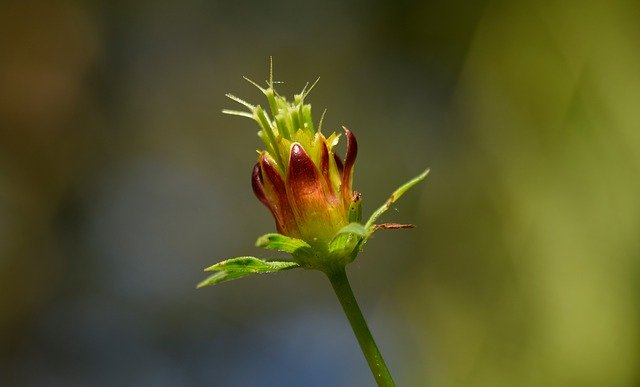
199,65,429,287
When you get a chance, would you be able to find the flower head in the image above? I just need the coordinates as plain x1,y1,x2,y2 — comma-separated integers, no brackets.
225,72,362,257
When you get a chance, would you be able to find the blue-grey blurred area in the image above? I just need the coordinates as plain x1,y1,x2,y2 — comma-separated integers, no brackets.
1,0,639,386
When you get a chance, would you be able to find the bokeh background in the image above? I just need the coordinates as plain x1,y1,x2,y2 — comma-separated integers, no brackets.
1,1,639,386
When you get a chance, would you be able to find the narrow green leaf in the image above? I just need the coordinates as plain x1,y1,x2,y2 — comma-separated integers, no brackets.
364,169,430,232
204,256,299,272
197,270,253,288
256,233,312,254
198,256,300,288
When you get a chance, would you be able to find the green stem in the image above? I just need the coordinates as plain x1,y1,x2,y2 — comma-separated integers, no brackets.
325,266,396,387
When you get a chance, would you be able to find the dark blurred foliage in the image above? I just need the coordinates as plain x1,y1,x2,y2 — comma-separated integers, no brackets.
1,0,639,386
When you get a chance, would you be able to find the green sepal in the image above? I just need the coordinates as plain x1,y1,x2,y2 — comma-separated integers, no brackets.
348,195,362,223
197,256,300,288
197,270,253,288
326,223,365,264
335,222,367,238
255,233,315,259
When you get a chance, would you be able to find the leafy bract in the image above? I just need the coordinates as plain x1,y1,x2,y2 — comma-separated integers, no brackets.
197,257,299,288
255,233,315,260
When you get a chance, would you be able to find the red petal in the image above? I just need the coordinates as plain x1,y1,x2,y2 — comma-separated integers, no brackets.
288,143,323,196
319,139,333,194
251,163,270,207
341,127,358,204
260,154,286,194
259,154,299,236
287,143,333,227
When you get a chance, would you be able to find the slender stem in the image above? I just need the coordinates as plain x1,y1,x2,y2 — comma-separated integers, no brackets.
325,266,396,387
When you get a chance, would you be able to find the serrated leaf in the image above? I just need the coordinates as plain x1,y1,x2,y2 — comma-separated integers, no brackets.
197,256,300,288
255,233,314,256
205,256,299,272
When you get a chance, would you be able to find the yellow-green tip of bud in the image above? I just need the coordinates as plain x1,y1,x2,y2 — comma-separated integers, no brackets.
228,68,359,252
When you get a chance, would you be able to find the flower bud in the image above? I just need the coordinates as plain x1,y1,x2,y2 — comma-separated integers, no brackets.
252,127,359,249
227,75,360,250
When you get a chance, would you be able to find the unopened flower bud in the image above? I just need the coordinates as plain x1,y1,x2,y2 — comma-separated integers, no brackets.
226,74,360,252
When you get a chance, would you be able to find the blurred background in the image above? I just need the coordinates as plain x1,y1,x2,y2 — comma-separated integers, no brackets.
1,0,639,386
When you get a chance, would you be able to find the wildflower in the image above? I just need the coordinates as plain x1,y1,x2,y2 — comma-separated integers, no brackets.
248,96,360,248
200,63,428,275
199,62,429,387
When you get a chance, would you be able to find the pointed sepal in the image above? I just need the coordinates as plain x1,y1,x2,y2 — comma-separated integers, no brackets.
334,222,367,238
256,233,315,259
348,192,362,223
